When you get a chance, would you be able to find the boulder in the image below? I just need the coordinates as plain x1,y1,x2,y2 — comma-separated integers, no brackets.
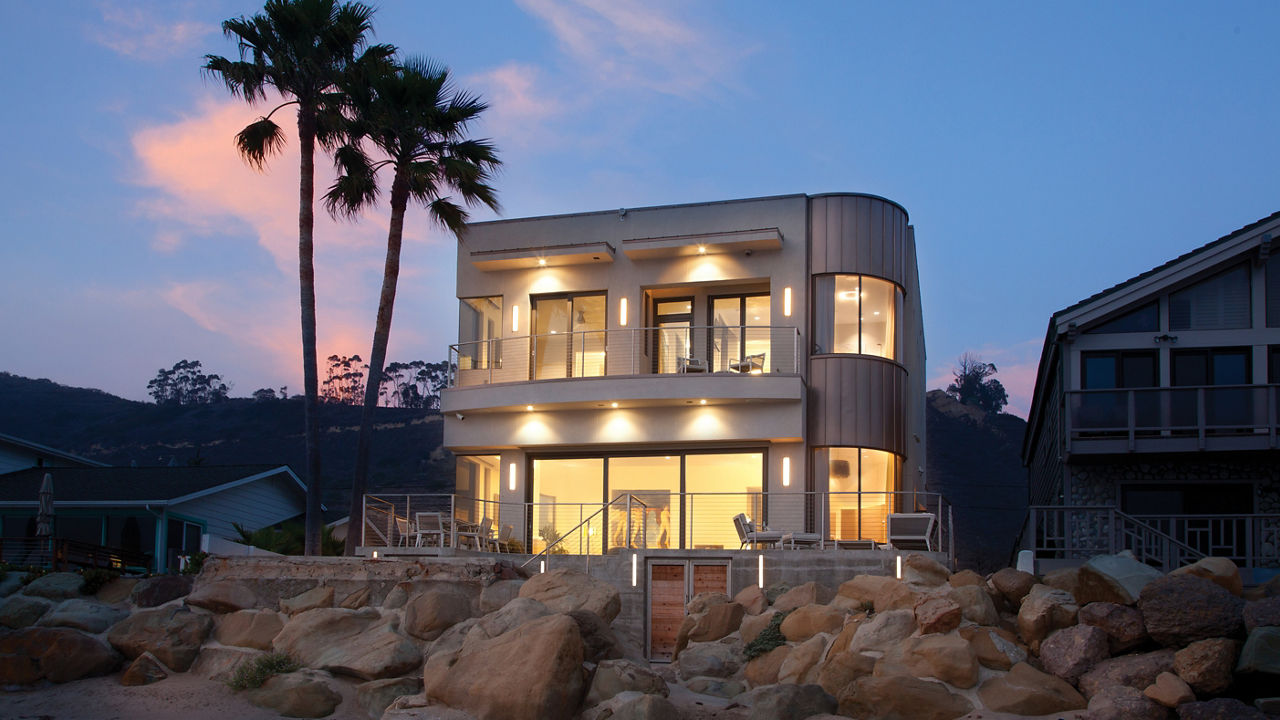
1171,557,1244,597
675,640,741,680
901,633,979,688
463,597,551,647
356,676,423,719
1246,574,1280,601
39,597,129,634
0,626,121,684
0,573,23,598
339,586,372,610
1176,697,1269,719
780,604,843,641
990,568,1036,606
106,605,213,671
245,670,343,719
1016,583,1078,652
383,582,411,610
189,646,262,682
1079,601,1149,653
518,568,620,622
423,613,584,720
273,607,421,680
1077,550,1162,605
686,602,746,644
947,584,998,626
744,644,789,687
959,626,1027,670
948,569,984,587
405,587,474,641
682,675,744,698
834,574,891,611
772,581,835,613
382,695,477,720
585,658,668,706
764,582,792,605
1039,624,1110,683
478,579,523,613
1144,671,1195,708
1078,649,1175,700
815,648,875,696
21,572,84,600
1085,684,1168,720
0,593,51,628
914,595,962,635
214,609,285,650
130,575,195,607
739,610,777,644
94,577,137,604
1138,575,1245,647
1244,596,1280,632
777,632,830,685
567,609,623,663
977,661,1086,715
1236,625,1280,675
120,651,168,686
733,584,767,615
839,674,974,720
902,553,951,587
686,591,730,614
591,693,679,720
1174,637,1238,694
849,608,915,653
746,683,836,720
185,580,257,613
279,585,334,615
1042,566,1082,598
427,617,479,659
827,614,864,655
873,579,920,613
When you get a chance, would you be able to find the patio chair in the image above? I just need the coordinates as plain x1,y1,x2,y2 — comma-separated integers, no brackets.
780,532,824,549
412,512,446,548
394,516,411,547
733,513,783,549
678,356,707,373
729,353,765,374
493,523,514,552
833,539,878,550
886,513,936,551
456,517,493,551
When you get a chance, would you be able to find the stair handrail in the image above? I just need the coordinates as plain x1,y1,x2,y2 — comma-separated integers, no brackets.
521,494,648,569
1112,509,1206,569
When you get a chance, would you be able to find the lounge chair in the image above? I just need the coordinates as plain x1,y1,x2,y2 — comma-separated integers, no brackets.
678,356,707,373
412,512,446,548
733,513,783,549
729,353,765,374
886,513,936,551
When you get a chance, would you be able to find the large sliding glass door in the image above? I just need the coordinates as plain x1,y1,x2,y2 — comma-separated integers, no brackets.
532,293,605,379
710,293,770,372
818,447,900,544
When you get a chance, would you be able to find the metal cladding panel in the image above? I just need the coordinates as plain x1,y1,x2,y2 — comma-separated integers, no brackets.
808,356,907,454
809,195,908,287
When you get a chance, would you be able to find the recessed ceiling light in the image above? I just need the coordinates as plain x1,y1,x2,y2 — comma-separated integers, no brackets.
697,246,706,254
611,402,619,408
537,258,547,266
700,399,707,405
526,405,533,411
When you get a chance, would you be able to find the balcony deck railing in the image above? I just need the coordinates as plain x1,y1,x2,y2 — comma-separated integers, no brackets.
1066,384,1279,452
448,325,800,388
361,490,953,563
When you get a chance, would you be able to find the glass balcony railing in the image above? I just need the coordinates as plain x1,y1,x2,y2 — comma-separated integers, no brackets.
448,325,800,387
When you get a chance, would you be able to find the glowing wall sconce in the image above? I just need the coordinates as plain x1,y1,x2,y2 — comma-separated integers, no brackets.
783,287,792,317
758,554,765,588
508,462,517,491
782,457,791,487
539,560,545,573
631,553,638,587
895,554,903,579
619,297,628,326
371,550,379,559
511,304,520,332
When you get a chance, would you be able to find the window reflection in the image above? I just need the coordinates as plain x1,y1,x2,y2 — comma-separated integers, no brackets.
814,275,901,359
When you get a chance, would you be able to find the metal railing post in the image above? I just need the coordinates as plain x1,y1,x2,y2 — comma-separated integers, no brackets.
627,494,633,549
361,494,367,549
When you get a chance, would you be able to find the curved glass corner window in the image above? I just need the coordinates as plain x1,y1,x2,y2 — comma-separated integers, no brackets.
818,447,901,544
813,275,902,359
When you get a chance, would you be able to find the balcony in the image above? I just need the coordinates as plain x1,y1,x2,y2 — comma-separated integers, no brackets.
1066,384,1280,455
449,325,799,388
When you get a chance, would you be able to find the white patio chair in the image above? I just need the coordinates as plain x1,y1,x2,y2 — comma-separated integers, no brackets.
412,512,446,548
886,513,936,551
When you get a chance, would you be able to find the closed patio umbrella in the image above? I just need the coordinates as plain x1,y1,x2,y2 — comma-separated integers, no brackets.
36,472,54,537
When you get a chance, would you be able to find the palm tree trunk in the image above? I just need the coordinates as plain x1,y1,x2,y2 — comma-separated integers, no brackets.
346,167,411,555
298,108,324,557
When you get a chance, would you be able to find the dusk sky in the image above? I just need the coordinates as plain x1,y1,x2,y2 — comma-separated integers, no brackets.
2,1,1277,417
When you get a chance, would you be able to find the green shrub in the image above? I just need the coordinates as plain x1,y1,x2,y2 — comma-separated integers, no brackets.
181,551,208,576
20,567,50,585
234,522,343,556
78,568,120,595
743,609,792,660
227,652,300,690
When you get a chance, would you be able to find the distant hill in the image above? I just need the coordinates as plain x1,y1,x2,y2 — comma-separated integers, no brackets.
0,372,452,519
925,389,1028,573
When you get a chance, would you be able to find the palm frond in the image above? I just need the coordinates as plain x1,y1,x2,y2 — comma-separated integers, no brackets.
323,144,380,218
236,117,286,170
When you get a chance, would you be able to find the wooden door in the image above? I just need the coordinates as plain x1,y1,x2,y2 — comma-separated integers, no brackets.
648,563,686,661
692,563,728,596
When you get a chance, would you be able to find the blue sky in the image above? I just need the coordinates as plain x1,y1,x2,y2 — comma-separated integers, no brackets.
1,1,1277,416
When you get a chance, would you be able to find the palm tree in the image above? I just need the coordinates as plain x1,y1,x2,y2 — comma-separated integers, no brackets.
203,0,393,554
325,56,501,555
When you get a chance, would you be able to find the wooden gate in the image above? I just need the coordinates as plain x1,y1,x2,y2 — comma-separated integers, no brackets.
646,559,730,661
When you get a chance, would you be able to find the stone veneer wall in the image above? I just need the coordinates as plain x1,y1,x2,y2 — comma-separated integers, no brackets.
1068,457,1280,513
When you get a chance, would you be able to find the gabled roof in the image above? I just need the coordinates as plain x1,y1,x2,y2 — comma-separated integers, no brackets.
0,432,108,468
1050,209,1280,329
0,465,304,506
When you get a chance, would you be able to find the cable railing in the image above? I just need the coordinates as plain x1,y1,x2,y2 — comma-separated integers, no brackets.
361,490,954,563
448,325,801,387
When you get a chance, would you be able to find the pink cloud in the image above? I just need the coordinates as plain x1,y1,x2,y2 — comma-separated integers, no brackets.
928,339,1043,418
468,63,565,150
92,2,216,61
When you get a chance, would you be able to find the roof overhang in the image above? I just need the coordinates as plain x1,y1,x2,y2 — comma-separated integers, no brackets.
622,227,782,260
469,241,615,271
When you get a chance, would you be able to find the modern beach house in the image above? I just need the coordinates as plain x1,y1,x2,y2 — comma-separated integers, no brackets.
414,192,932,558
1022,210,1280,581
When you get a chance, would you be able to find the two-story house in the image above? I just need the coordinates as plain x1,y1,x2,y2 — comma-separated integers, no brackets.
1022,210,1280,581
438,192,928,556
